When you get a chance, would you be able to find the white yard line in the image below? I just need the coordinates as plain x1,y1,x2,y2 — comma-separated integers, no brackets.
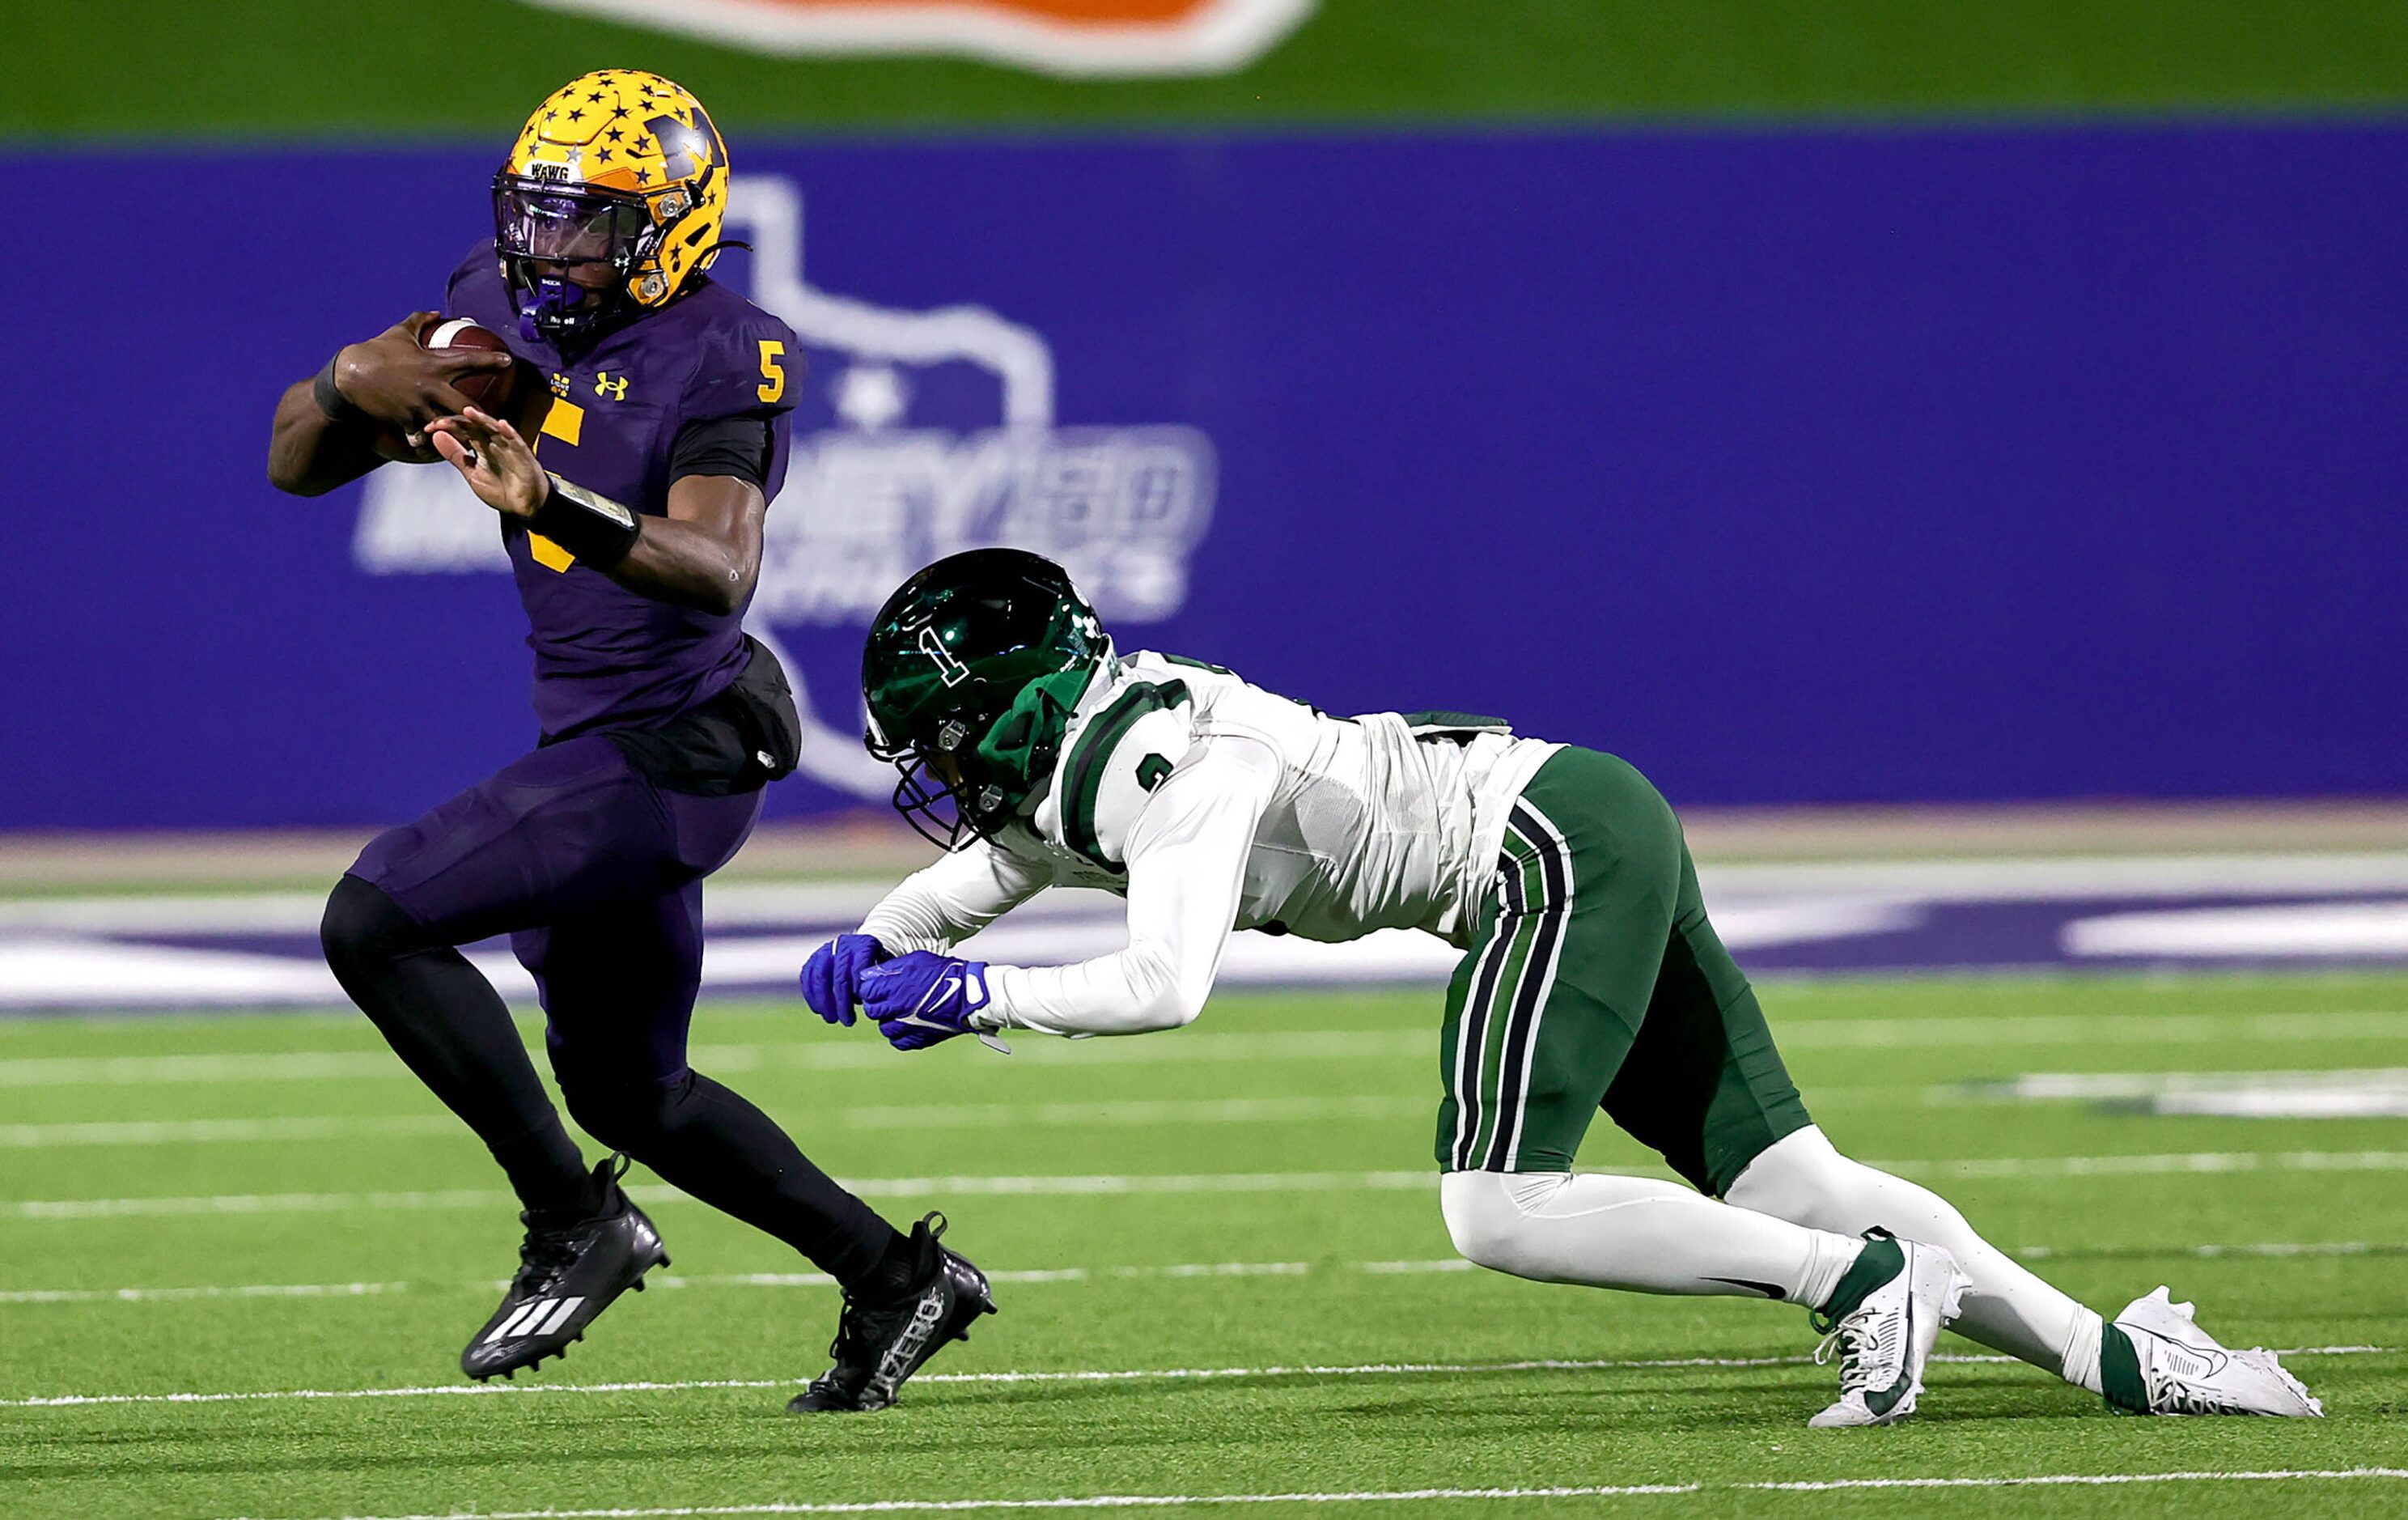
1771,1009,2408,1049
1877,1150,2408,1179
0,1097,1431,1149
194,1467,2408,1518
9,1346,2388,1412
6,1008,2405,1089
1751,1469,2408,1492
0,1282,404,1305
16,1153,2408,1221
0,1030,1433,1087
217,1490,1711,1519
3,1174,1433,1220
6,1243,2398,1308
0,1115,460,1148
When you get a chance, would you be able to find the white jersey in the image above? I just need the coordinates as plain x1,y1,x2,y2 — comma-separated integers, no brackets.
857,649,1560,1037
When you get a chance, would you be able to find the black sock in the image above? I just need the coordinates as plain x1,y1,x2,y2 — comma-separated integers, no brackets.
573,1069,907,1290
320,874,590,1214
495,1128,607,1220
856,1228,930,1305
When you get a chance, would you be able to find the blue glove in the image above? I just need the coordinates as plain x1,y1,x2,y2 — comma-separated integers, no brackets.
858,951,991,1051
799,933,888,1027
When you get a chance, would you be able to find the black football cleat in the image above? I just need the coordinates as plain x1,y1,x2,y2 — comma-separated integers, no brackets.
461,1153,668,1382
787,1212,995,1413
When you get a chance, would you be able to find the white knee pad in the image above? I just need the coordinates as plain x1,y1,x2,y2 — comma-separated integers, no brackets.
1440,1170,1568,1276
1724,1123,1851,1222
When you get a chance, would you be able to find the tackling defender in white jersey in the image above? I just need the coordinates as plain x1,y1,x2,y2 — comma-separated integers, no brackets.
801,549,2322,1426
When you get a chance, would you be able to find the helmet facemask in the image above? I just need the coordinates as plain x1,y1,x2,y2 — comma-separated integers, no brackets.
869,666,1092,852
491,180,659,345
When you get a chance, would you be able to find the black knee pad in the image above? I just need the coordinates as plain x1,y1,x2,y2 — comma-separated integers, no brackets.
320,873,426,980
560,1073,687,1157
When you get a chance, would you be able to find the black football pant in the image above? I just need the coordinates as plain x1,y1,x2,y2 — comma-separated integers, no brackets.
320,733,905,1291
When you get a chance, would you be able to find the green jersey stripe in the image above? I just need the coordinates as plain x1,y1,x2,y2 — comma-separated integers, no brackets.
1059,678,1189,869
1457,831,1550,1169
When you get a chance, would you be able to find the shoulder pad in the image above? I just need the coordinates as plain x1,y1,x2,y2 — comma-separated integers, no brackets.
1054,679,1195,870
683,301,800,420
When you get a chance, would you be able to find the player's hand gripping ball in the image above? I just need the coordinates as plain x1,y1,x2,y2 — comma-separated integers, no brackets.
337,312,525,461
799,934,891,1027
420,317,522,411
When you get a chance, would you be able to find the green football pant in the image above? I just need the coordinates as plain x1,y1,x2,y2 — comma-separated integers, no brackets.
1435,746,1812,1194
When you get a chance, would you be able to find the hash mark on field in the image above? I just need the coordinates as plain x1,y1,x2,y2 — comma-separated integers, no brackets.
6,1346,2386,1410
207,1468,2408,1518
17,1153,2408,1219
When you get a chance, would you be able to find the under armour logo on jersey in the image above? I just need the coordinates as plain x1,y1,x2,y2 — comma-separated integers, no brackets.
482,1294,586,1343
593,372,630,401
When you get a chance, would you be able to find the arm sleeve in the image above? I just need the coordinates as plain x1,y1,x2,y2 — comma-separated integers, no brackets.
858,837,1056,955
981,735,1282,1037
667,413,773,490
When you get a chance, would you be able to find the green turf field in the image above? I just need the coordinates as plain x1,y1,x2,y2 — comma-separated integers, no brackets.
3,973,2406,1518
14,0,2408,138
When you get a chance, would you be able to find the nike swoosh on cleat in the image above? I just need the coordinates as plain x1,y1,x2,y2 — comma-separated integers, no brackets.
1707,1278,1787,1300
1864,1296,1914,1418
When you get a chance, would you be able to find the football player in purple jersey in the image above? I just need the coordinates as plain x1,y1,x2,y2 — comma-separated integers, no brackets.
266,70,991,1413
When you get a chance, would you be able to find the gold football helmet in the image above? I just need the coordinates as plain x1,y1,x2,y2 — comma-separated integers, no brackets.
492,70,731,343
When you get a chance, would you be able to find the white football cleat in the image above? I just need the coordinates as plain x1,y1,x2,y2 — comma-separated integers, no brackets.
1808,1229,1969,1428
2107,1286,2323,1417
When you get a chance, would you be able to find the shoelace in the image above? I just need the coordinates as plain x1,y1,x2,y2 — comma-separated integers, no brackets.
1813,1310,1893,1394
508,1222,583,1297
503,1156,633,1301
2159,1388,2245,1416
820,1290,910,1369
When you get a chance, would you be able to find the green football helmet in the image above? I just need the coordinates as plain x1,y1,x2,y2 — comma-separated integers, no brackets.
862,548,1109,850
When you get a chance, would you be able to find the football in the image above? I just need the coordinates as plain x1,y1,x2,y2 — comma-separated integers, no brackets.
420,316,520,414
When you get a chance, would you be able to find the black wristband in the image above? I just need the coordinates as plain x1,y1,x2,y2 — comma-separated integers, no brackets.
529,473,643,570
312,355,365,423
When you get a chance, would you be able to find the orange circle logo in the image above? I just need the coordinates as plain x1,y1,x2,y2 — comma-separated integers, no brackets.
515,0,1316,76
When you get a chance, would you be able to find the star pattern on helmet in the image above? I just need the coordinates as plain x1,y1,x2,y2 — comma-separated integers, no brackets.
634,167,651,184
566,108,585,121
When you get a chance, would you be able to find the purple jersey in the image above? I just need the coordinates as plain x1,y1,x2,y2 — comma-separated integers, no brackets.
444,244,799,738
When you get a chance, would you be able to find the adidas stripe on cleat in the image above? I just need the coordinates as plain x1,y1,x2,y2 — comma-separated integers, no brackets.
2105,1286,2324,1418
461,1153,669,1382
1806,1228,1968,1429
